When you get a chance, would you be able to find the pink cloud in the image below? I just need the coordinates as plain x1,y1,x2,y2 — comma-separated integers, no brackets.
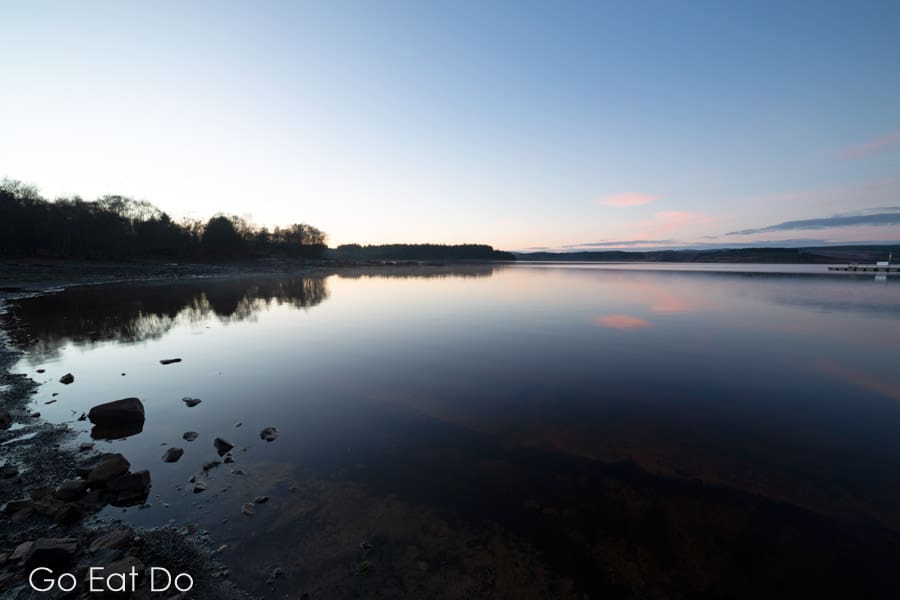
592,314,652,330
597,193,657,207
841,129,900,160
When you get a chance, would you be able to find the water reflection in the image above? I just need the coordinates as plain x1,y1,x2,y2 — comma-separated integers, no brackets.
5,276,330,359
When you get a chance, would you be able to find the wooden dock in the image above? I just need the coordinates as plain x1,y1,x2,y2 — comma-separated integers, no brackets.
828,265,899,273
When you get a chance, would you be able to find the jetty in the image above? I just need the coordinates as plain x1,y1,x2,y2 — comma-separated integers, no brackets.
828,254,898,273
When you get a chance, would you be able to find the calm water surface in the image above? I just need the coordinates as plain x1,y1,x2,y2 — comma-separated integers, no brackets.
7,264,900,598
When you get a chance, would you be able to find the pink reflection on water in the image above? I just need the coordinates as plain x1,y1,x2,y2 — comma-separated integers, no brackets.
815,358,900,401
593,314,653,330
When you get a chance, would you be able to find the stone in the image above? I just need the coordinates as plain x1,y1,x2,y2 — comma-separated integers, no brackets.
55,479,88,501
0,410,12,429
88,397,145,423
193,481,208,493
24,538,78,568
11,541,34,561
259,426,279,442
253,495,269,504
84,453,131,485
90,529,132,553
36,368,45,373
241,502,255,516
182,397,202,407
203,460,220,471
213,437,234,456
53,504,84,524
159,358,182,365
0,463,18,478
4,498,32,514
79,442,95,451
107,470,151,493
59,373,74,384
183,431,199,442
162,447,184,463
223,454,234,464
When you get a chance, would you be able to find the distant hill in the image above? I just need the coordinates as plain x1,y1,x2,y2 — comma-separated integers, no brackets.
515,245,899,264
329,243,515,262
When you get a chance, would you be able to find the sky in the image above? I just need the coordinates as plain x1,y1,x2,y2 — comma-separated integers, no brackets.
1,1,900,251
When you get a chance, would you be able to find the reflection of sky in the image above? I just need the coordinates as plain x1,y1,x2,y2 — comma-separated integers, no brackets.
11,266,900,528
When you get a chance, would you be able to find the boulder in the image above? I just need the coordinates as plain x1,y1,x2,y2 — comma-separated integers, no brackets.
59,373,74,384
55,479,88,501
213,438,234,456
24,538,78,569
88,398,145,424
107,470,151,493
162,447,184,463
90,529,132,553
84,454,131,485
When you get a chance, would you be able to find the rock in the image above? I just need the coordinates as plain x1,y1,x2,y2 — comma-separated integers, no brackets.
82,453,131,485
241,502,255,516
53,504,84,524
44,399,56,404
183,431,199,442
92,420,144,439
259,426,279,442
90,529,132,552
55,479,88,501
24,538,78,568
233,421,242,428
253,495,269,504
36,368,45,373
11,507,33,523
4,498,32,514
230,468,247,475
203,460,220,471
213,437,234,456
182,397,202,407
107,470,151,493
52,392,58,396
79,442,95,451
11,541,34,561
0,463,18,478
160,358,182,365
193,481,208,493
59,373,75,384
0,410,12,429
88,397,145,423
30,411,40,418
162,447,184,463
77,412,87,421
223,454,234,464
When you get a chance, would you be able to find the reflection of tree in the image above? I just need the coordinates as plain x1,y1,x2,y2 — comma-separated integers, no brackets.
335,264,502,280
5,276,330,360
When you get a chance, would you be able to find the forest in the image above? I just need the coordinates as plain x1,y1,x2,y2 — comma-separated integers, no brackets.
0,178,327,260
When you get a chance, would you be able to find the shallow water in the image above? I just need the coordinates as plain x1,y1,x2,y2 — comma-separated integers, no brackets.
7,263,900,598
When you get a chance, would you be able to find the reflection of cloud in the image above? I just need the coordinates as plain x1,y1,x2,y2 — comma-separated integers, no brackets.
727,207,900,236
596,193,657,207
592,314,652,329
841,130,900,160
815,359,900,401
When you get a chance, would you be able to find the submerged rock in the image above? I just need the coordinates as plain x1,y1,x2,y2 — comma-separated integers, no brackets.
193,481,208,493
160,358,182,365
182,397,202,407
241,502,255,516
162,447,184,463
183,431,199,442
203,460,220,471
213,437,234,456
259,426,279,442
59,373,74,385
253,495,269,504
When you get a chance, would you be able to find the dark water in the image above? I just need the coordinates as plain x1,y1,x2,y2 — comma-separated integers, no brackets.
7,264,900,598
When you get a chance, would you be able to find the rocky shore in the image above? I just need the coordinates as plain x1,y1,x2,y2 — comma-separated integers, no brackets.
0,273,258,599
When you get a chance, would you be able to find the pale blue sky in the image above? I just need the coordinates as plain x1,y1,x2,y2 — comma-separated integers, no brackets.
2,1,899,250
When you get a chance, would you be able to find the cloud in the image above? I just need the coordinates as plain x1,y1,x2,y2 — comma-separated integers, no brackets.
726,207,900,236
561,239,676,249
596,193,657,207
841,130,900,160
592,314,652,330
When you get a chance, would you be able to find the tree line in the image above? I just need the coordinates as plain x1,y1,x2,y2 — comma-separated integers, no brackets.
332,243,515,261
0,178,326,259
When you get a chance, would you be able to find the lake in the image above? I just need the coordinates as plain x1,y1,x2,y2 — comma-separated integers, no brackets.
7,263,900,598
